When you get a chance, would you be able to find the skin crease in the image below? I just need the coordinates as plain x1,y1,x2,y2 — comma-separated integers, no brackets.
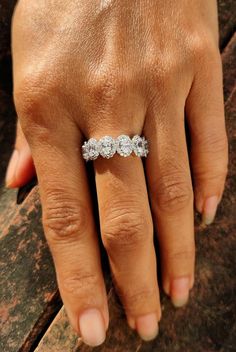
9,0,228,346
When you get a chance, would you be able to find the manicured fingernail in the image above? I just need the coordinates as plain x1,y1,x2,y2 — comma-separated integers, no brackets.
135,313,159,341
171,277,190,308
202,195,219,225
5,150,19,187
79,309,106,347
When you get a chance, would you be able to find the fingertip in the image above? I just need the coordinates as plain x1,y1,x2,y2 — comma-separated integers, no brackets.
5,150,19,188
127,316,135,330
194,195,204,214
79,308,106,347
5,147,35,189
135,313,159,341
162,280,170,296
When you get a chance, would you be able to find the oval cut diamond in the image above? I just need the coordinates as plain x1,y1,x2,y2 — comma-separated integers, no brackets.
82,134,148,160
98,136,116,159
132,135,149,157
142,137,149,157
132,135,144,157
116,135,132,157
82,138,99,161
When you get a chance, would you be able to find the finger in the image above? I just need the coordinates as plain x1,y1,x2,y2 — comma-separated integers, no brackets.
5,120,35,188
94,148,161,341
145,100,195,308
186,51,228,225
21,117,108,347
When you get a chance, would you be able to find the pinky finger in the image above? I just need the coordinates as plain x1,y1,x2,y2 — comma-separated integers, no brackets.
186,51,228,225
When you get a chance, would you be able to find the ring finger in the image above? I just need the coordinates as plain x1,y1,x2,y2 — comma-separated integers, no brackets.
93,133,161,341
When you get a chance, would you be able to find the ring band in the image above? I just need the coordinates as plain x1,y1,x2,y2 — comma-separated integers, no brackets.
82,134,149,161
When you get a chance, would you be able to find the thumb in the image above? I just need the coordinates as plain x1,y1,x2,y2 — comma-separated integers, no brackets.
5,120,35,188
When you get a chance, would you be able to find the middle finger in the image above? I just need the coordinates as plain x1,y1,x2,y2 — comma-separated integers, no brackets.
145,95,195,308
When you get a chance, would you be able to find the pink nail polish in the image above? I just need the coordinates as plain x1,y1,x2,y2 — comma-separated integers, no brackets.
202,195,219,225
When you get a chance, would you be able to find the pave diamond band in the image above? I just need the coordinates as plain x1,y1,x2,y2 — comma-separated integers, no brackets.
82,135,149,161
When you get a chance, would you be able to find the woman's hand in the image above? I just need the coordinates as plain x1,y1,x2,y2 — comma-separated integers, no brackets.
8,0,228,346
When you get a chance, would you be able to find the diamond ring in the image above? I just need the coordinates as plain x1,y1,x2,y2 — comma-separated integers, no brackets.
82,135,149,161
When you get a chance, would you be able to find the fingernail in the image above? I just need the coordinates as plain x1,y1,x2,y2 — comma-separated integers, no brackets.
171,277,190,308
135,313,159,341
5,150,19,187
202,195,219,225
79,309,106,347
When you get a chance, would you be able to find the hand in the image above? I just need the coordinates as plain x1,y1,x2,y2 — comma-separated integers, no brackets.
8,0,228,346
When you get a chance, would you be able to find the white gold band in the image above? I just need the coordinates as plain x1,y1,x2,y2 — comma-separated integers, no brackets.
82,135,149,161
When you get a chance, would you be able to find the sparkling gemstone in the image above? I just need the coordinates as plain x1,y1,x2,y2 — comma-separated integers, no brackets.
82,138,99,161
132,135,144,157
116,135,133,157
142,138,149,157
132,135,149,157
98,136,116,159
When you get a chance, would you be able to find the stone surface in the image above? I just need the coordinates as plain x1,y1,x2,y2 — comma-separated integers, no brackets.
0,1,235,352
222,32,236,103
218,0,236,50
0,188,61,352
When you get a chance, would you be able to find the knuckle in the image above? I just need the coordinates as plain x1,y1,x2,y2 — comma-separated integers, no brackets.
150,54,187,89
60,271,100,297
43,191,88,243
197,132,228,178
14,70,59,128
195,168,228,186
188,30,219,61
87,67,126,103
120,287,157,311
162,56,183,77
164,247,195,263
200,131,228,155
154,175,193,213
102,208,151,251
